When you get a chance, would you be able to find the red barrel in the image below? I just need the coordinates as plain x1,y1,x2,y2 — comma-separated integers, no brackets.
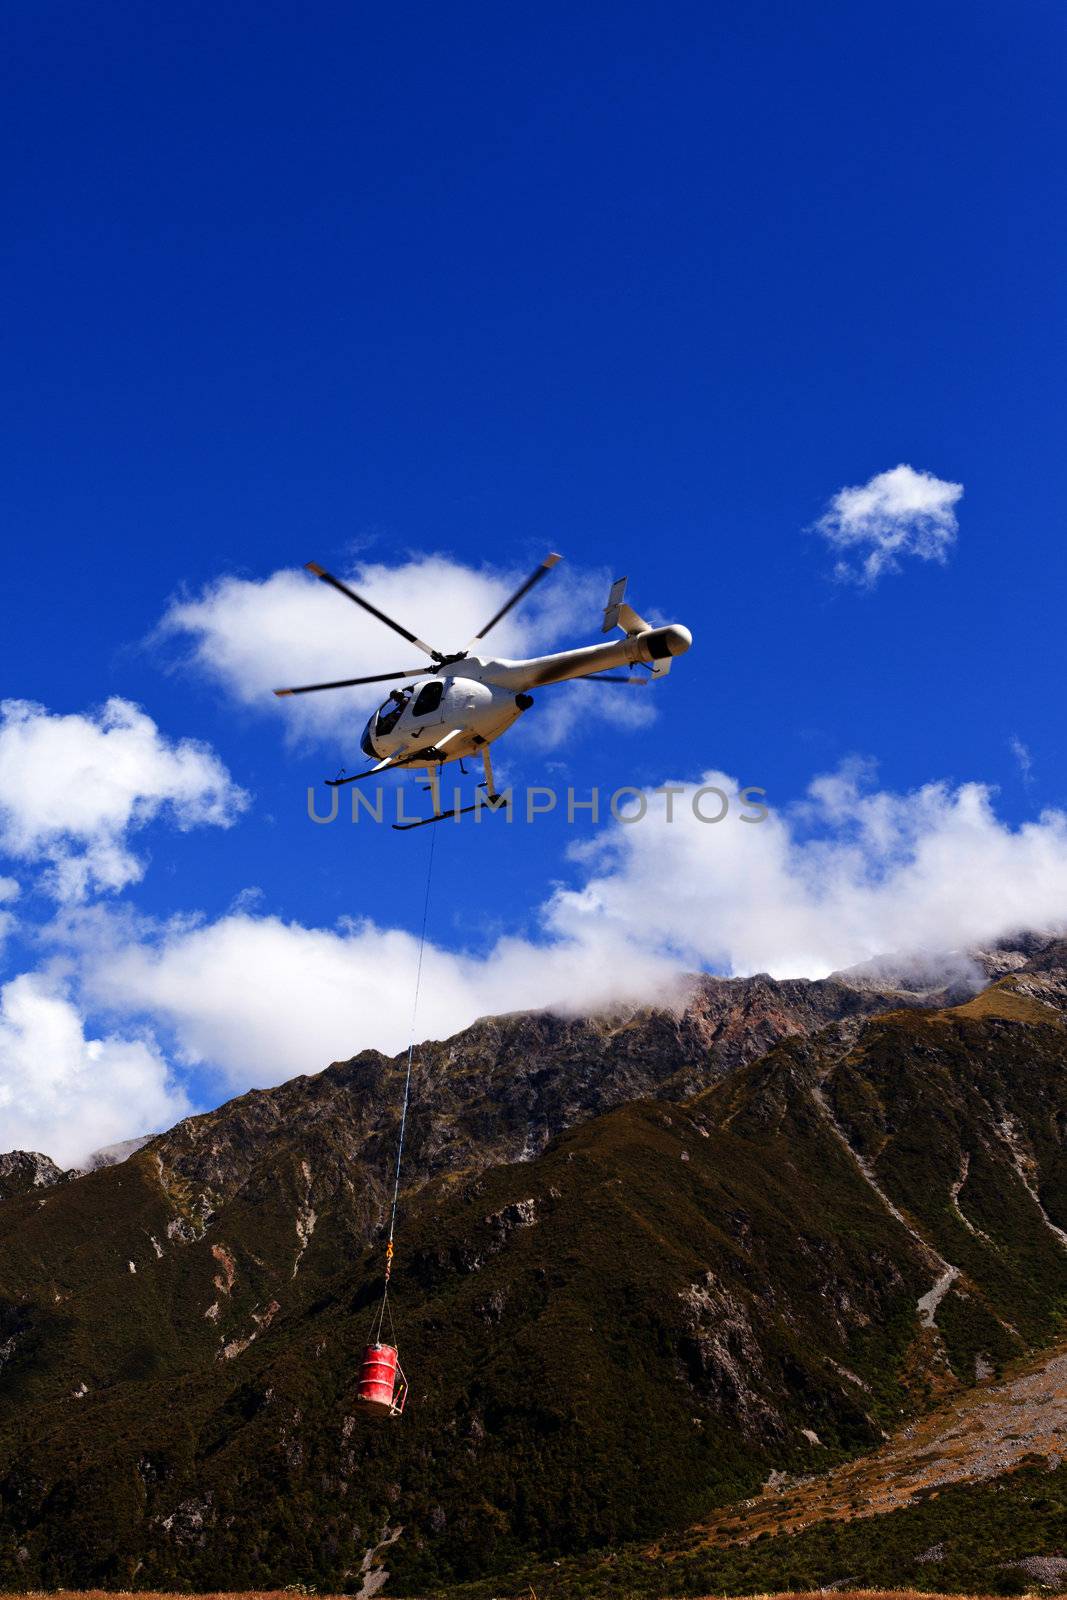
357,1342,407,1417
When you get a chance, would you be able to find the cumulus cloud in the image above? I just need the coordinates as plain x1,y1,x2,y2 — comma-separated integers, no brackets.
815,464,963,586
159,554,655,747
0,971,190,1168
61,763,1067,1107
554,764,1067,978
0,698,249,901
72,903,681,1094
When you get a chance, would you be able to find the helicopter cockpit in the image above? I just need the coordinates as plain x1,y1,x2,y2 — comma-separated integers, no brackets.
361,686,413,756
375,687,412,735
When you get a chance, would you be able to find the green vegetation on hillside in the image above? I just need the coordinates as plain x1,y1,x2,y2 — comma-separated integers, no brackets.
0,988,1065,1594
433,1461,1067,1599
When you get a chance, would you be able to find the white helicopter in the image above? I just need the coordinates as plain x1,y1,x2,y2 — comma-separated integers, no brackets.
275,554,692,828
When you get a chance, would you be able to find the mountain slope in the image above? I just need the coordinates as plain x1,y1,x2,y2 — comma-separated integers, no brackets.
443,1340,1067,1598
0,955,1065,1592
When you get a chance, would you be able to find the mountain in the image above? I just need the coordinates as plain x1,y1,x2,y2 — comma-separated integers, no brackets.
0,941,1065,1593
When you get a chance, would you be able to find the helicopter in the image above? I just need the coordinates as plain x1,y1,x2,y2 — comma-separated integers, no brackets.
274,554,692,828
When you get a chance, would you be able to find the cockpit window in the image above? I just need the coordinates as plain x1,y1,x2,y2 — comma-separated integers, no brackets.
411,679,445,718
374,687,412,737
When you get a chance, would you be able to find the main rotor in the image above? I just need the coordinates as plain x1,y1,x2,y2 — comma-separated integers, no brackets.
272,553,643,697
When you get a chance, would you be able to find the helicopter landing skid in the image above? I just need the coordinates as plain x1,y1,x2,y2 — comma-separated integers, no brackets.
392,795,505,831
392,746,505,831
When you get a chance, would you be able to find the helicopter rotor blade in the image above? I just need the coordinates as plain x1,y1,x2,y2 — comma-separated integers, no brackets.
305,562,441,660
466,552,561,648
274,668,426,697
574,674,648,684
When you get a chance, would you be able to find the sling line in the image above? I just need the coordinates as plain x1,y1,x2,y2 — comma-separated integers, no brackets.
371,823,437,1342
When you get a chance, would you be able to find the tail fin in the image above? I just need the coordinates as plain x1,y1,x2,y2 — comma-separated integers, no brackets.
602,576,627,634
602,576,651,637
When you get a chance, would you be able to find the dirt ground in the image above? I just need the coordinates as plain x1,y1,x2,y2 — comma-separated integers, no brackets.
0,1592,1025,1600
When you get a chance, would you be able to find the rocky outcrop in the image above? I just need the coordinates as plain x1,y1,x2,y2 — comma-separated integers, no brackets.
0,1150,69,1202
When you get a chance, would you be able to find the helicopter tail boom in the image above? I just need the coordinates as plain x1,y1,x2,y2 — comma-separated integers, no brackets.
480,622,691,690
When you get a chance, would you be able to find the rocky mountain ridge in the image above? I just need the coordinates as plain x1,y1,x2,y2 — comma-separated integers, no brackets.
0,968,916,1209
0,939,1038,1207
5,933,1055,1209
9,930,1055,1198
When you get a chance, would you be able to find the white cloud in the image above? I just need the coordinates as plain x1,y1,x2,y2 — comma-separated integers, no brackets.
63,763,1067,1107
0,698,249,902
815,464,963,586
74,905,681,1094
0,971,190,1168
550,764,1067,978
159,554,655,748
1009,735,1034,786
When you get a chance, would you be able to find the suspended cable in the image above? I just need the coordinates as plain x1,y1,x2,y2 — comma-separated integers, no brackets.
370,823,437,1344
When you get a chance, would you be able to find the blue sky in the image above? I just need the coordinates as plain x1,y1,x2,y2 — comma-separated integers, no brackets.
2,0,1066,1162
